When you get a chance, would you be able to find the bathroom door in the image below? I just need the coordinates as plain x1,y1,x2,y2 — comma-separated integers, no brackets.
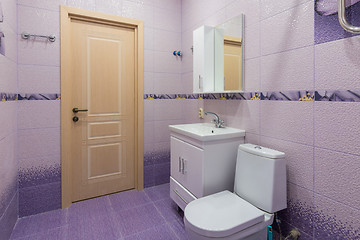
65,13,137,202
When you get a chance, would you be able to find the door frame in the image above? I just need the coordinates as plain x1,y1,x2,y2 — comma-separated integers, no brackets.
60,6,144,208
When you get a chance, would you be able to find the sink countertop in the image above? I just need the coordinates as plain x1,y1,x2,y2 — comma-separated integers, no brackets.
169,123,245,142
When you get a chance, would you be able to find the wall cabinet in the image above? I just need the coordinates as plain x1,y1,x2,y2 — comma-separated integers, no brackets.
169,132,244,211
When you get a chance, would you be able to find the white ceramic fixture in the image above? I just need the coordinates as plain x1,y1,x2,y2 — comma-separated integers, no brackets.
184,144,287,240
169,123,245,211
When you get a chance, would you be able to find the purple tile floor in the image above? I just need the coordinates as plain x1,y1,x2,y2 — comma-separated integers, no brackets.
10,183,189,240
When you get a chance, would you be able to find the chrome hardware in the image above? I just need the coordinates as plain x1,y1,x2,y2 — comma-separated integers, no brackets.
173,189,188,204
205,111,225,128
181,158,185,174
21,32,56,42
198,75,201,89
255,145,262,150
179,157,181,172
72,108,88,113
338,0,360,34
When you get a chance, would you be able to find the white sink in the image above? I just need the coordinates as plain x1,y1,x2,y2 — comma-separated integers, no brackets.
169,123,245,142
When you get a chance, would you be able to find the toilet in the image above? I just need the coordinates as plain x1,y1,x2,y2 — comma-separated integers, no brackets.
184,143,287,240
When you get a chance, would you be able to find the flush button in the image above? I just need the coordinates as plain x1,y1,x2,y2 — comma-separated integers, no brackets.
254,145,262,149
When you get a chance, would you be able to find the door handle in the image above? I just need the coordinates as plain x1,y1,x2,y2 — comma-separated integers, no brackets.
72,108,88,113
181,158,185,174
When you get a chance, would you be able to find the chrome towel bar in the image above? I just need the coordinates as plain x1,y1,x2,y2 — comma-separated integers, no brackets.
338,0,360,34
21,32,56,42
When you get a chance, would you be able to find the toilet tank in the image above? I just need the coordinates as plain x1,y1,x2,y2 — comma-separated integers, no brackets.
234,144,286,213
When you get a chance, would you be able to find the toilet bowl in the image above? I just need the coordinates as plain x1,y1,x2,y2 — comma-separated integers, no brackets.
184,144,286,240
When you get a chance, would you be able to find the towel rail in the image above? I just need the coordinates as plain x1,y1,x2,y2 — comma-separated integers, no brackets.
338,0,360,34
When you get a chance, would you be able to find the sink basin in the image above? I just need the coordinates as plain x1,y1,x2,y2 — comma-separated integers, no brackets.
169,123,245,142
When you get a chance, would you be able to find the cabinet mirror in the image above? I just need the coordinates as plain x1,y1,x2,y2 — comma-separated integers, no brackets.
193,14,244,93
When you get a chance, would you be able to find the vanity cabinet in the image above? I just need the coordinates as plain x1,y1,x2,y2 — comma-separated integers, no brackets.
169,128,245,211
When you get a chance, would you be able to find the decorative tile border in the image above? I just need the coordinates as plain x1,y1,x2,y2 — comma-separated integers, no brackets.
144,89,360,102
0,93,61,101
1,90,360,102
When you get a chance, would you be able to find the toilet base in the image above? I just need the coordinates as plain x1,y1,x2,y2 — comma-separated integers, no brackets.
185,225,268,240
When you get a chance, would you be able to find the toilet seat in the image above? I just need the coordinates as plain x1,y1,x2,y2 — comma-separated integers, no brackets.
184,190,269,238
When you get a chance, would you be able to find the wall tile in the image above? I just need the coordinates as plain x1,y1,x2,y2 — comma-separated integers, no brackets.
153,119,183,143
144,121,154,144
260,0,309,20
66,0,96,11
261,136,314,190
153,99,183,121
181,72,193,94
95,0,122,16
122,0,153,27
18,5,60,37
19,182,61,217
18,127,60,159
314,102,360,156
181,99,202,124
244,133,260,145
144,72,154,93
261,46,314,91
144,27,154,51
0,24,18,63
314,148,360,208
244,58,260,92
226,0,260,27
144,50,154,72
225,100,260,134
315,35,360,90
17,0,65,12
153,29,181,52
0,102,17,140
0,59,17,92
18,65,60,93
153,51,181,73
314,194,360,239
260,101,313,145
260,1,314,56
18,38,60,66
244,23,261,60
18,101,60,129
1,0,17,32
153,73,182,94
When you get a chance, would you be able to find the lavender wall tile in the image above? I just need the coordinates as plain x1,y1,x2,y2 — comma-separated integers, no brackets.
244,23,261,60
122,0,153,27
315,35,360,90
261,46,314,91
144,50,154,72
181,99,202,124
18,5,60,37
66,0,96,11
95,0,122,16
261,136,314,190
153,51,181,74
314,102,360,155
17,0,65,12
153,142,170,165
0,24,18,62
144,121,154,144
314,194,360,240
153,120,183,143
244,58,260,92
260,1,314,55
154,162,170,185
260,101,313,145
18,101,60,129
144,72,154,93
19,154,60,188
203,7,226,29
260,0,309,20
0,59,17,92
144,165,155,188
244,133,260,145
153,29,181,52
153,99,183,121
18,127,60,159
18,38,60,66
1,0,17,31
0,192,18,240
153,73,182,94
19,182,61,217
181,72,193,94
0,102,17,140
278,183,314,236
226,0,260,27
225,100,260,134
18,65,60,93
144,27,154,51
314,148,360,208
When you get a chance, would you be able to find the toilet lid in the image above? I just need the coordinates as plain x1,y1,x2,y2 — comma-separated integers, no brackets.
184,190,265,238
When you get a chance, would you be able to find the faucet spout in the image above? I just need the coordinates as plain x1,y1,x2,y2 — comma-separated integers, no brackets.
205,112,225,128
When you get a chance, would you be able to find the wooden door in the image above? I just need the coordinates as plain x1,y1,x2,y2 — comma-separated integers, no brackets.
224,36,243,91
68,16,135,202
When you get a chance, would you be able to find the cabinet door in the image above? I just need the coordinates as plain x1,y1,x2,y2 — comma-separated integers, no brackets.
170,137,204,198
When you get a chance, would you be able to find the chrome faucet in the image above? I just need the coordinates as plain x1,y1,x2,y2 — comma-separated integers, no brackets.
205,112,225,128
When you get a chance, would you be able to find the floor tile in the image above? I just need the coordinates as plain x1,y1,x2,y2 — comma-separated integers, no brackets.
109,189,151,211
144,183,170,202
113,202,166,237
153,198,183,223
